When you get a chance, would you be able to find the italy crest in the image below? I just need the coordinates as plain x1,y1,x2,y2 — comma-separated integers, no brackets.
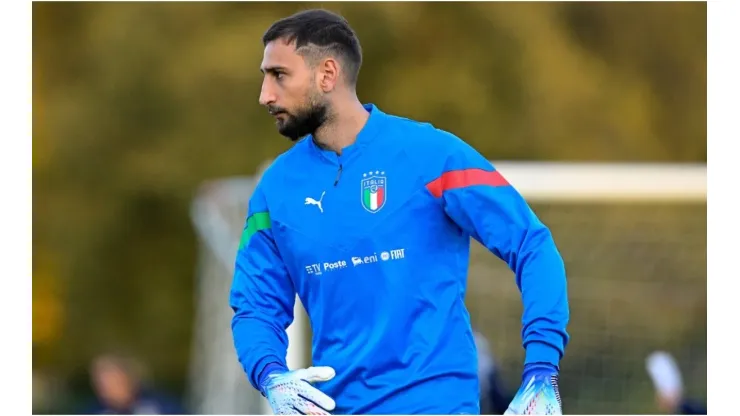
361,171,386,213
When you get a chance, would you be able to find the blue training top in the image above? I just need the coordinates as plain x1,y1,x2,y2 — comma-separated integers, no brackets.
230,104,570,414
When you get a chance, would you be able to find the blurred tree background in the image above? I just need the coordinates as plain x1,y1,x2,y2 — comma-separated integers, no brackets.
32,1,706,413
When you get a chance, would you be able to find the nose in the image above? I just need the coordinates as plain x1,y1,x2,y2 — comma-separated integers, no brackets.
259,80,276,107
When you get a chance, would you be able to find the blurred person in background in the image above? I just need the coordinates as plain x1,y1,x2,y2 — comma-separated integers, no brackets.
475,331,515,415
646,351,707,415
84,353,185,415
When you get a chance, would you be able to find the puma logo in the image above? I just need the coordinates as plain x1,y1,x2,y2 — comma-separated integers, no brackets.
305,191,326,213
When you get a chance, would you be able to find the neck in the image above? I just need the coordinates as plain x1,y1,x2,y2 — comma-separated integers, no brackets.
313,95,369,155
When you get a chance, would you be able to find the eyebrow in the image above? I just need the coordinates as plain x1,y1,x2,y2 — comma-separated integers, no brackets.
260,65,287,75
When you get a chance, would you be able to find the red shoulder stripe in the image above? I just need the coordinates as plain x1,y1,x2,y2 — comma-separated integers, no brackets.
426,168,509,198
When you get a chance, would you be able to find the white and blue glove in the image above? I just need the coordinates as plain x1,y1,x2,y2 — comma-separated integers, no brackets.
259,365,337,415
505,363,563,415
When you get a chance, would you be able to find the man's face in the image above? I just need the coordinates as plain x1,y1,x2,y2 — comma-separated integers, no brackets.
259,39,329,141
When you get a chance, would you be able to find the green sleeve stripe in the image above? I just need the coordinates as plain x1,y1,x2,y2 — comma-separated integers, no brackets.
239,212,271,249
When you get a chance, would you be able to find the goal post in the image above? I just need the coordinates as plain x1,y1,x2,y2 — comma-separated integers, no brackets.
188,161,706,414
490,161,706,202
187,162,309,415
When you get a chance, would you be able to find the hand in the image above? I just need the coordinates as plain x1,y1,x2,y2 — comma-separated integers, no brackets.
504,363,562,415
260,366,337,415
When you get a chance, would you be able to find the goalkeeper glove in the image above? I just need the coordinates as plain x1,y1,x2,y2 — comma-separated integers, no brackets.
504,363,562,415
259,364,337,415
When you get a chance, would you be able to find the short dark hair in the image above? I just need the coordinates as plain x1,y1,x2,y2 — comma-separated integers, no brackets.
262,9,363,87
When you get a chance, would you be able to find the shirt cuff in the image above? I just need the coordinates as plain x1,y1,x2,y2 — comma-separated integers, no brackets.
525,342,561,369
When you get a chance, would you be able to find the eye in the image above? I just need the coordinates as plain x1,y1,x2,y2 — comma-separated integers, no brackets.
275,72,285,80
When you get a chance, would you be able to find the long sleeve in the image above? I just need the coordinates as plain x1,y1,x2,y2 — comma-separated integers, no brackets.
425,135,570,367
230,183,296,390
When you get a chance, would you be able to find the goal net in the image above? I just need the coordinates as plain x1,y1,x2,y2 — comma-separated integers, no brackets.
188,162,706,415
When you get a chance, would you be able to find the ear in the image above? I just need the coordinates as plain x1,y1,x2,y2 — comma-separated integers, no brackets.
318,57,340,93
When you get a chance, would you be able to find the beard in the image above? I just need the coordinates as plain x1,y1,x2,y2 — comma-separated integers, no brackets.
268,93,329,142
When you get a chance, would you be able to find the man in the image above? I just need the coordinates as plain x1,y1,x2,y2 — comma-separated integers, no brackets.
84,353,184,415
645,351,707,415
474,331,516,415
230,9,570,415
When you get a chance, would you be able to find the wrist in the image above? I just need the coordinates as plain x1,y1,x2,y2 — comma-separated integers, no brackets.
258,362,288,392
524,362,558,375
